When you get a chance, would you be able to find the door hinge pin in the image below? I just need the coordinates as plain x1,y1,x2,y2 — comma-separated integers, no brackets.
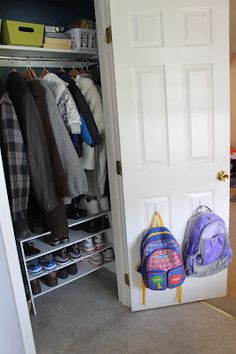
124,273,130,287
106,26,112,44
116,160,122,176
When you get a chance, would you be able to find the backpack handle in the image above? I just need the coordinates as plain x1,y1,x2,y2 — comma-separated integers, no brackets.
151,212,164,228
195,205,212,214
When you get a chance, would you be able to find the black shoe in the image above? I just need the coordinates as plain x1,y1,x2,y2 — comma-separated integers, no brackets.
44,236,60,246
98,215,110,231
65,205,80,220
60,236,69,244
67,264,78,275
42,271,58,287
31,279,42,295
24,242,41,257
82,219,99,233
54,248,69,265
57,268,69,279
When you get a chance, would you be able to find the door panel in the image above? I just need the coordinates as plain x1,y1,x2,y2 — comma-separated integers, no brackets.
109,0,229,311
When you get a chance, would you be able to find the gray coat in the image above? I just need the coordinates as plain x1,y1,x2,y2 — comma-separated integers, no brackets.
37,79,88,203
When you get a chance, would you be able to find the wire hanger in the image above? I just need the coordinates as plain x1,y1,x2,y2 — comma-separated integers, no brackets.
70,59,79,78
40,57,49,77
11,56,16,72
58,58,65,73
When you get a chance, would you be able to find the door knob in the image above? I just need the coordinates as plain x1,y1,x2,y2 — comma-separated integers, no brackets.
217,171,229,182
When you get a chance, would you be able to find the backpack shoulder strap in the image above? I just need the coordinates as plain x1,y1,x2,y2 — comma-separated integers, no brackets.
151,212,164,228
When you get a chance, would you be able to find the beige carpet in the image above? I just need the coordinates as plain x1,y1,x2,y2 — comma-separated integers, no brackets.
31,268,236,354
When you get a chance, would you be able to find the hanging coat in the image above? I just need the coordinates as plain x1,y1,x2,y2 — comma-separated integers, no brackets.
37,78,88,203
7,72,58,213
0,83,30,238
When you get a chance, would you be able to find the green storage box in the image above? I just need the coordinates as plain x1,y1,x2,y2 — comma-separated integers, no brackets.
2,20,44,47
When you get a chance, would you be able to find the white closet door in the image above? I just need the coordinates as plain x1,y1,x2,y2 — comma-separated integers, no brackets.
107,0,230,311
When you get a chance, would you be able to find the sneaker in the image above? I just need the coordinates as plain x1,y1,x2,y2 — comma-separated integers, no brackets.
99,197,110,212
80,238,96,254
42,271,58,287
79,197,100,216
67,244,82,260
82,219,99,233
54,248,69,265
102,248,114,262
30,279,41,295
45,235,60,246
87,252,104,266
67,264,78,275
60,236,69,244
27,260,43,275
24,242,40,257
93,234,104,250
40,254,56,271
57,268,69,279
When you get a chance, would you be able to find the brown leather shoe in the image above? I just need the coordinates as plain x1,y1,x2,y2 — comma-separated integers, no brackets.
31,279,42,295
42,271,58,287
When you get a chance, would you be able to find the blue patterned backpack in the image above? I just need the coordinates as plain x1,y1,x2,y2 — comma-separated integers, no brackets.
137,212,185,305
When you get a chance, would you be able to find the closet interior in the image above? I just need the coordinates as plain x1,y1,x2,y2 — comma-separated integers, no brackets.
0,0,117,316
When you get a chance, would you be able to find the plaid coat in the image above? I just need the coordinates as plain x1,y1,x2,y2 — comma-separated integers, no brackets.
0,88,30,237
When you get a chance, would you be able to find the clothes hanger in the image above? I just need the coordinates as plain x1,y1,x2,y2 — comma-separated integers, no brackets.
69,60,80,78
58,59,66,73
40,58,49,78
11,57,16,72
22,58,37,80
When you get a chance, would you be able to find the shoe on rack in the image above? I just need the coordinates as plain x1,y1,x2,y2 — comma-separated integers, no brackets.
27,259,43,275
57,268,69,279
79,197,100,216
54,248,69,265
67,264,78,275
24,242,40,257
42,271,58,287
45,235,60,246
87,252,104,266
98,215,110,231
80,238,96,254
65,204,80,220
82,219,99,233
31,279,42,295
60,236,69,244
99,197,110,212
67,244,82,260
102,248,114,262
93,234,104,250
40,254,56,271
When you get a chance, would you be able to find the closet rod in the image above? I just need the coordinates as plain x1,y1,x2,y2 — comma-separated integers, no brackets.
0,56,98,68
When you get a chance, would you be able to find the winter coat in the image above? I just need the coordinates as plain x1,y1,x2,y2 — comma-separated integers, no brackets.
57,73,101,147
0,83,30,238
7,72,58,213
43,73,81,134
27,79,69,239
74,74,105,134
27,79,69,197
37,79,88,203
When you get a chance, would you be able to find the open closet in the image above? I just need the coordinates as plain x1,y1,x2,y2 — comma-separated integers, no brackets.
0,1,232,353
0,0,121,319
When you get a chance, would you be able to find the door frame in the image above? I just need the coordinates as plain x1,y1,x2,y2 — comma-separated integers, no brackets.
94,0,131,307
0,153,36,354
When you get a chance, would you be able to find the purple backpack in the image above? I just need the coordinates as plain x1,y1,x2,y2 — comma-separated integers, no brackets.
183,206,232,277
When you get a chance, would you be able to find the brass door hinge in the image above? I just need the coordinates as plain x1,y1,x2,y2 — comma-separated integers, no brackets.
116,160,122,176
124,273,130,287
106,26,112,44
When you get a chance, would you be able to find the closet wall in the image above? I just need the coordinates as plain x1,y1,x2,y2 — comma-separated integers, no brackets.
0,0,95,26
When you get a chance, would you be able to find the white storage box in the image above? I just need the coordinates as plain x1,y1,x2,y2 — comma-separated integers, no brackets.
67,28,98,52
